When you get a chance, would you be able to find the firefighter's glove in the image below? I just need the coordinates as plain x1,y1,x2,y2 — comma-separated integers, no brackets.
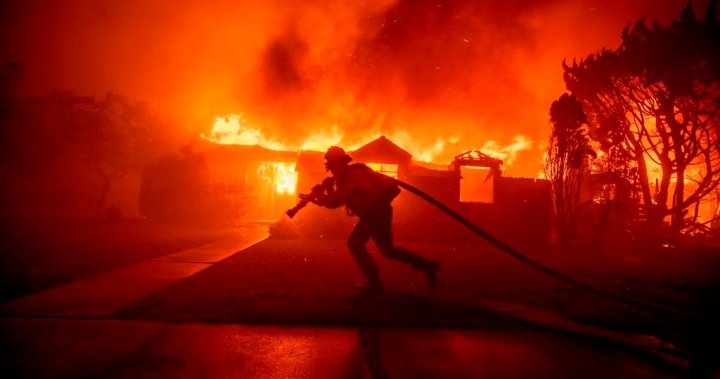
298,184,321,205
321,177,335,189
299,193,316,203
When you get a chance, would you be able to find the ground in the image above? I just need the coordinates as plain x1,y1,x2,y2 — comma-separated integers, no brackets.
1,216,718,377
0,216,240,302
114,237,720,349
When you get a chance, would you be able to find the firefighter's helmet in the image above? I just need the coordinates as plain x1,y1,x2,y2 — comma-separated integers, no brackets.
324,146,352,168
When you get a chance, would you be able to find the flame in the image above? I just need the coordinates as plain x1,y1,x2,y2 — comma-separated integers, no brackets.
384,130,459,163
203,114,534,166
202,113,469,162
204,114,349,153
299,125,344,151
480,135,533,166
203,113,535,193
257,162,298,195
202,114,289,150
274,162,298,195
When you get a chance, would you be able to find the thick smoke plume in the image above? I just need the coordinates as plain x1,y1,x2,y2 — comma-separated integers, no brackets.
1,0,697,174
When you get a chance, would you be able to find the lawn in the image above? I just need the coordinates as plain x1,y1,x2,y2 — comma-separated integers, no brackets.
0,216,241,302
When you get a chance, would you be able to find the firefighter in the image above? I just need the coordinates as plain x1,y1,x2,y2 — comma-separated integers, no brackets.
304,146,440,295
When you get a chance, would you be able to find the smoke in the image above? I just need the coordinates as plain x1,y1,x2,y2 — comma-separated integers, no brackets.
260,28,310,96
245,0,696,171
1,0,698,175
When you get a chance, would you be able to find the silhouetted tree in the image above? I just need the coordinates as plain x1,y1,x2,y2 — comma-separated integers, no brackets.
55,92,166,216
712,188,720,232
563,1,720,231
544,93,592,250
0,92,95,211
1,88,172,215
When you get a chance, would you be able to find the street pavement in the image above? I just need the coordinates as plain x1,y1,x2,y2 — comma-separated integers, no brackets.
1,317,681,379
0,226,688,378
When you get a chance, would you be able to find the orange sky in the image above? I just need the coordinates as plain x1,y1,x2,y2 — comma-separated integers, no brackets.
0,0,700,176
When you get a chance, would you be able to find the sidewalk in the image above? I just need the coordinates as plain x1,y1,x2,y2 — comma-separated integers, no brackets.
0,225,268,318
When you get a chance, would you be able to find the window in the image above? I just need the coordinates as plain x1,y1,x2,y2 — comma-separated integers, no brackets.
459,166,494,203
366,163,398,178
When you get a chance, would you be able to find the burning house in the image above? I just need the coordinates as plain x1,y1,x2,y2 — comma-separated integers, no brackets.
159,134,551,250
138,138,299,224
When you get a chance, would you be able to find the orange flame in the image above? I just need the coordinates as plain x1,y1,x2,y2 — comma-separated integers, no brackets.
257,162,298,195
202,114,288,150
274,162,298,195
203,113,535,193
480,135,533,166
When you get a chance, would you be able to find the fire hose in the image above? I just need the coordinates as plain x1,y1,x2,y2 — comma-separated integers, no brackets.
288,177,699,318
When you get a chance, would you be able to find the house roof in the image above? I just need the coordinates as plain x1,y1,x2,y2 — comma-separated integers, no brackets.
451,150,503,169
188,138,298,162
350,136,412,165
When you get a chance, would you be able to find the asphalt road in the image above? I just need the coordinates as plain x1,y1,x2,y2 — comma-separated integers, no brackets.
1,231,713,378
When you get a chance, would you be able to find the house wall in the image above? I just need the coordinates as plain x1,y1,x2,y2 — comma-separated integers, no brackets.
392,174,551,251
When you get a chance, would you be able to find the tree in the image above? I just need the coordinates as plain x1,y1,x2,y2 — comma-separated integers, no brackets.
544,93,593,250
57,92,166,216
1,88,170,215
0,91,97,211
563,1,720,231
